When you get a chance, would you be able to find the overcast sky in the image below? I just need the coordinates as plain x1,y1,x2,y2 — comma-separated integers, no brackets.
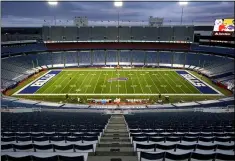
1,1,234,27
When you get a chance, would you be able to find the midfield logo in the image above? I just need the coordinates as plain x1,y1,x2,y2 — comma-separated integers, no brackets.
108,77,128,82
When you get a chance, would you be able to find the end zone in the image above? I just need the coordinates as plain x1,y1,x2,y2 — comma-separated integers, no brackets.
176,70,223,95
13,70,61,95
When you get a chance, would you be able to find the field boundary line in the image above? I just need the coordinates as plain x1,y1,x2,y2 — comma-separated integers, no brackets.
53,69,183,72
187,70,223,95
14,93,223,96
13,70,52,95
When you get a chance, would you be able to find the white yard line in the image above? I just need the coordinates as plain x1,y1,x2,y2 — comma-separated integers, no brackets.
101,71,108,94
123,71,128,94
170,71,197,94
84,71,96,93
14,93,223,96
147,72,161,93
109,70,114,93
67,72,82,93
142,72,153,94
128,70,136,94
13,70,51,95
134,71,144,93
93,71,102,93
42,71,67,93
76,72,90,93
158,71,176,93
152,72,169,93
165,72,186,94
57,71,79,94
118,70,119,94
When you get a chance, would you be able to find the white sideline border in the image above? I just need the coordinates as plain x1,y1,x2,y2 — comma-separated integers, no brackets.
13,69,224,96
186,70,223,96
14,93,223,96
13,70,52,95
52,69,181,72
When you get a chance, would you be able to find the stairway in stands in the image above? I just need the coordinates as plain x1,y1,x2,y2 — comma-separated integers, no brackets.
87,114,138,161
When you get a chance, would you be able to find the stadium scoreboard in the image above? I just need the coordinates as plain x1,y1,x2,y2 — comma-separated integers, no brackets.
213,18,234,37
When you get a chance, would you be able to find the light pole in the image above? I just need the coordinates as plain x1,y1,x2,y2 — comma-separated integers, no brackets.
114,1,123,27
47,0,58,26
114,1,123,43
179,1,188,25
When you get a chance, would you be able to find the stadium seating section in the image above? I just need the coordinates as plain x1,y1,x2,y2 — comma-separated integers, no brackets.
1,111,234,161
125,112,235,161
1,112,110,161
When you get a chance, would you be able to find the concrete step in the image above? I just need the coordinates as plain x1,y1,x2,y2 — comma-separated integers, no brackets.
87,156,138,161
89,151,137,156
108,123,126,125
103,134,129,137
106,127,127,130
100,138,130,142
104,131,129,134
105,129,128,133
101,136,129,140
98,141,131,145
98,143,133,147
96,147,134,152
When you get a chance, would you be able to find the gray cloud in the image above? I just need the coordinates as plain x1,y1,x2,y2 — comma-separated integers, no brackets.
1,1,234,27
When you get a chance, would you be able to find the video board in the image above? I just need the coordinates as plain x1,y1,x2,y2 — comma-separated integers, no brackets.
213,19,234,36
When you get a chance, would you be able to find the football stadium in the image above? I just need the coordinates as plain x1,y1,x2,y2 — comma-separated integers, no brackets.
1,1,235,161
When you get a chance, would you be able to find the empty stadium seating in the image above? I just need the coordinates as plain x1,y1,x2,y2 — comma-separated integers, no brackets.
1,112,110,161
125,112,235,161
41,26,194,42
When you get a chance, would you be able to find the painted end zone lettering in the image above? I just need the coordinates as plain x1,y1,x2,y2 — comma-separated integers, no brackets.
18,71,61,94
176,71,218,94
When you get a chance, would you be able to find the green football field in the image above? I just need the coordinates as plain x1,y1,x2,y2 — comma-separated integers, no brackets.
21,69,202,95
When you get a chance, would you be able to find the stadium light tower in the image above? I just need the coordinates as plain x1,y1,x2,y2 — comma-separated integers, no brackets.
47,0,58,26
179,1,188,25
114,0,123,27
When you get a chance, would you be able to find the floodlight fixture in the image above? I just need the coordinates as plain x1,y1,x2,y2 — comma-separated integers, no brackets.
114,1,123,7
179,1,188,6
48,0,58,6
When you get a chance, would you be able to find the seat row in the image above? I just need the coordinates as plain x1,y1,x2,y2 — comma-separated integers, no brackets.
139,151,234,161
128,128,235,133
130,132,235,137
1,136,99,143
1,155,84,161
132,136,235,143
1,128,104,133
1,143,94,152
2,132,101,137
135,143,235,152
